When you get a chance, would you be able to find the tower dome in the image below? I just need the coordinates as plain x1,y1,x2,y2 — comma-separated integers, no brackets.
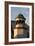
16,13,26,24
16,13,26,20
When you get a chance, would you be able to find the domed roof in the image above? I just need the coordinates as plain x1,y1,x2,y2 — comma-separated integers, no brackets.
16,13,26,20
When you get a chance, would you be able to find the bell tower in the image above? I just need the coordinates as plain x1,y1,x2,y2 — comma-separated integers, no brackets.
14,14,26,38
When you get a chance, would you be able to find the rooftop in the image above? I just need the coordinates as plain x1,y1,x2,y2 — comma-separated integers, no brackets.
16,13,26,20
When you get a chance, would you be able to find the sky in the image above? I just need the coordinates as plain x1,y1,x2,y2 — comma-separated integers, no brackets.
11,7,29,25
